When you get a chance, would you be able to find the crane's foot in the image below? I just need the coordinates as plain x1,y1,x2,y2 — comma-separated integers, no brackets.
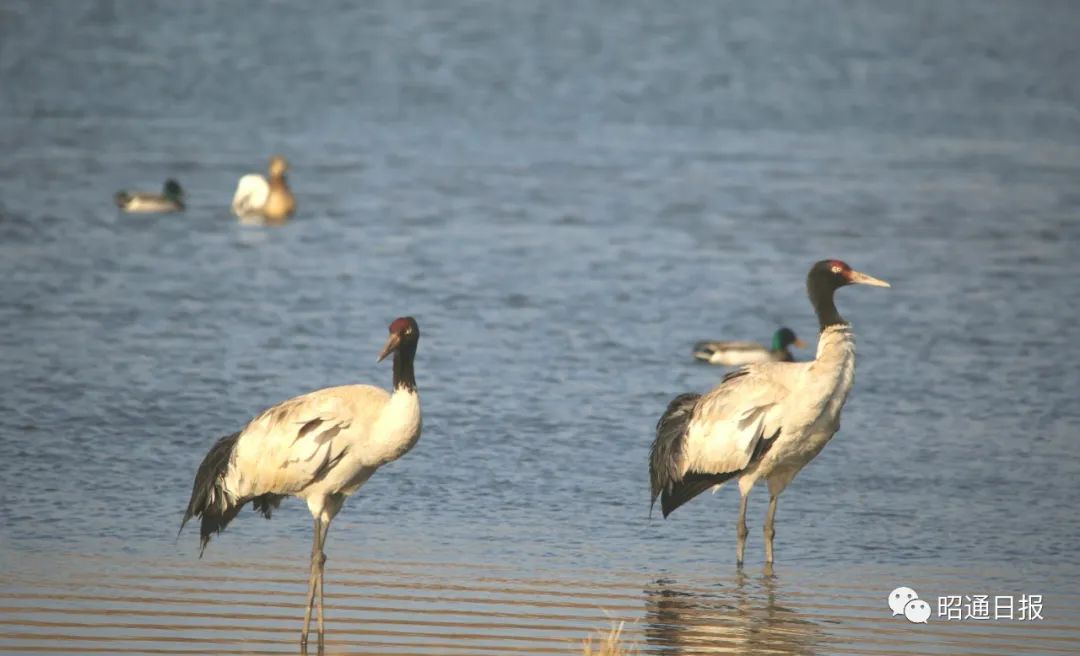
299,633,324,655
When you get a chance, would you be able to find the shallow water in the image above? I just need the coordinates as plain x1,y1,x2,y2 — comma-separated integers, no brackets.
2,1,1079,654
3,551,1079,655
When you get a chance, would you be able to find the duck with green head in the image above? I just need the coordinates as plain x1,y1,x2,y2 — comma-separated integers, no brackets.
693,327,807,367
115,179,185,213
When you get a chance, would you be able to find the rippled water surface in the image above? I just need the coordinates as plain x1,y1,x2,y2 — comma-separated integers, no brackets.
2,1,1079,654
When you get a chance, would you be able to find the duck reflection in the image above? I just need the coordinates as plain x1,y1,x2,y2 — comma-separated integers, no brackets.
644,570,825,655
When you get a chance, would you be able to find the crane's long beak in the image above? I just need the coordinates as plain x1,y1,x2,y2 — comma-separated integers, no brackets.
377,333,401,362
849,270,891,288
793,338,808,348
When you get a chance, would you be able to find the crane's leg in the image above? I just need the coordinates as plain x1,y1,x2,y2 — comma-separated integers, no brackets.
764,495,778,565
735,493,749,568
316,518,331,651
301,516,323,652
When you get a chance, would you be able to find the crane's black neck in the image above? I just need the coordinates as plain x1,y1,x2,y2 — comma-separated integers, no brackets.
807,273,847,331
392,339,417,392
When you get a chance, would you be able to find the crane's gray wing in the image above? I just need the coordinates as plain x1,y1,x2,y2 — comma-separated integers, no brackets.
682,368,790,477
228,391,357,498
650,367,794,517
181,386,389,554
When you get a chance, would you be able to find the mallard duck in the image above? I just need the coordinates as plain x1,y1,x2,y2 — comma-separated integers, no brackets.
230,155,296,223
114,179,185,213
692,327,806,366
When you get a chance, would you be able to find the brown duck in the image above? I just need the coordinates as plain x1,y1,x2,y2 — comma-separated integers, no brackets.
231,155,296,223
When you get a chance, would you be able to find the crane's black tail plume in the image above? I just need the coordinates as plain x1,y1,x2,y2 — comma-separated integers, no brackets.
650,393,741,518
660,471,739,518
650,393,700,517
179,432,286,556
179,431,244,557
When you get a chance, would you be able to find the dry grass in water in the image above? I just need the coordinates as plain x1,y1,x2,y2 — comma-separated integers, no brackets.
581,620,638,656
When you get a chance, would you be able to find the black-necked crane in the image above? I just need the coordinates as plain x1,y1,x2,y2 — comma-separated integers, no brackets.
650,260,889,566
180,317,422,651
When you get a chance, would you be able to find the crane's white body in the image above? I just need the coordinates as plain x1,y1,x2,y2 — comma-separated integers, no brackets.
223,384,421,519
683,324,855,498
230,173,271,220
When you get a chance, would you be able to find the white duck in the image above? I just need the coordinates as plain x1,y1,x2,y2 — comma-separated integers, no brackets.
231,155,296,223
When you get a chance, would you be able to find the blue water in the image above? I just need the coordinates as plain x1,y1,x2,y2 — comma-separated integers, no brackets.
1,1,1079,653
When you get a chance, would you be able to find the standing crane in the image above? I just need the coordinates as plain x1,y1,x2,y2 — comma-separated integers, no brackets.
180,317,422,651
650,260,889,566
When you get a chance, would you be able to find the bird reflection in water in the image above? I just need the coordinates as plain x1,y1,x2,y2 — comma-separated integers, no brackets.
644,569,825,655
